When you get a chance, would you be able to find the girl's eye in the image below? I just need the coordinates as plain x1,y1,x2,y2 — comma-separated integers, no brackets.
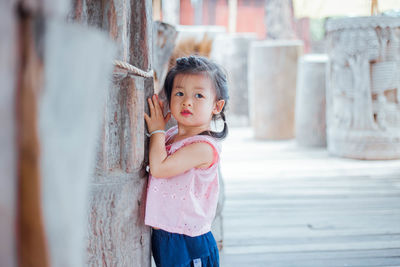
195,93,204,99
175,92,183,96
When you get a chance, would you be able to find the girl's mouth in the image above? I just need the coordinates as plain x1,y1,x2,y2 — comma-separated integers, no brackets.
181,110,192,116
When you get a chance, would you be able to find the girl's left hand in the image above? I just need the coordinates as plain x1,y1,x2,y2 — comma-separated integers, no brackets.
144,94,171,133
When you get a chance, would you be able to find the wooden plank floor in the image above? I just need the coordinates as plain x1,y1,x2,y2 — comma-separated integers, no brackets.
219,127,400,267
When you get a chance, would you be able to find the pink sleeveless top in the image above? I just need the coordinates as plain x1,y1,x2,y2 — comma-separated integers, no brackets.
144,126,220,237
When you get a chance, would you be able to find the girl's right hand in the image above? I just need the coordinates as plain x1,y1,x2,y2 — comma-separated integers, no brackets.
144,94,171,133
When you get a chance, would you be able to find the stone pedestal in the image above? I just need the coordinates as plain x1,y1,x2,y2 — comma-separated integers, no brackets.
248,40,303,139
295,54,328,147
326,17,400,160
211,33,257,126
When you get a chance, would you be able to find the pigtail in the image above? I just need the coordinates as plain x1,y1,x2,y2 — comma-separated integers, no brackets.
200,111,228,140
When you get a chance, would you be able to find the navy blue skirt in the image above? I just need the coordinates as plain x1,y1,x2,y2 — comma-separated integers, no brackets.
151,228,220,267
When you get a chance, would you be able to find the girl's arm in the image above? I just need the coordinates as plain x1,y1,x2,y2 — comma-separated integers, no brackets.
149,138,214,178
144,94,214,178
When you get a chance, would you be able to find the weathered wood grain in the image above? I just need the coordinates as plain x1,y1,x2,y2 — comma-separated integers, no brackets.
152,21,176,93
129,0,152,71
72,1,154,266
87,73,150,266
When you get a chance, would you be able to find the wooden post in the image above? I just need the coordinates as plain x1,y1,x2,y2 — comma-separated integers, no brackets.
152,21,177,93
72,0,154,265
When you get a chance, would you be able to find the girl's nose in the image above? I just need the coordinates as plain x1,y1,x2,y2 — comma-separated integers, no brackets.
182,96,192,106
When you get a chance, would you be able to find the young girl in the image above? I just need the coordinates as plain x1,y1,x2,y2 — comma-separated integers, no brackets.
144,55,228,267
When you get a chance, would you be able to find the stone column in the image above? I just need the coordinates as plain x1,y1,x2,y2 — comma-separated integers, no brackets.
295,54,328,147
248,40,303,139
211,33,257,126
72,0,153,266
325,17,400,160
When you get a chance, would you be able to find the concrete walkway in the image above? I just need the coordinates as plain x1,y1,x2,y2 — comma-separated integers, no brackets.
220,127,400,267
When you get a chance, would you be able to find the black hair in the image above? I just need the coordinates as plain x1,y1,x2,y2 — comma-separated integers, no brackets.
163,55,229,139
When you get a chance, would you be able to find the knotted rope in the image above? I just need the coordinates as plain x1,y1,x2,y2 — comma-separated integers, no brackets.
113,60,154,78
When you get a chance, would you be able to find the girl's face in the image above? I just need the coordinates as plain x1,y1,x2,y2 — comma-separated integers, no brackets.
170,73,224,129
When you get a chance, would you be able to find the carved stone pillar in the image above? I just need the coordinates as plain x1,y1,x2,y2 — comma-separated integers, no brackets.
295,54,328,147
326,17,400,159
248,40,303,139
211,33,257,126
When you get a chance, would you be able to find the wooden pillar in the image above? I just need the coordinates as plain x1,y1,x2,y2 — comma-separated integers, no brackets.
72,0,154,266
152,21,177,94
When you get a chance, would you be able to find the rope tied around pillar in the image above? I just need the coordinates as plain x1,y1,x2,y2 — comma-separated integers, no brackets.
113,60,154,78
